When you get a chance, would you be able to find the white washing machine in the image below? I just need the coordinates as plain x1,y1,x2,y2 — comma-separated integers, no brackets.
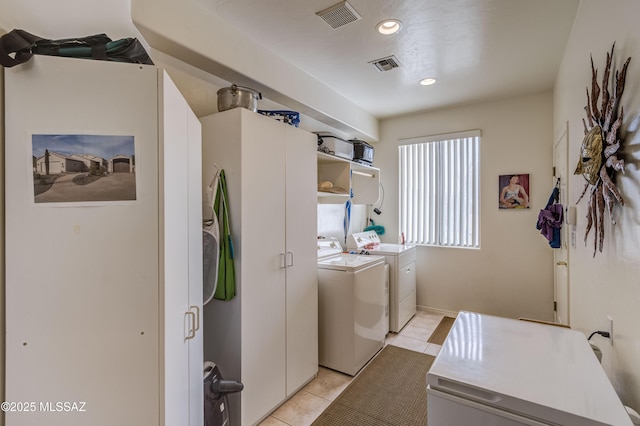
347,231,417,333
317,237,387,376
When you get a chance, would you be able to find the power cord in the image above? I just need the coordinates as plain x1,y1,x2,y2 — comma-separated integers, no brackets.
373,182,384,215
588,330,610,340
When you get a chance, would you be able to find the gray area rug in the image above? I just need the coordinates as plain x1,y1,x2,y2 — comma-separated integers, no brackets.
312,345,435,426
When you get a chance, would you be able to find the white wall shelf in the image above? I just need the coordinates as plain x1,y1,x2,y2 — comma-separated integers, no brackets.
317,151,380,204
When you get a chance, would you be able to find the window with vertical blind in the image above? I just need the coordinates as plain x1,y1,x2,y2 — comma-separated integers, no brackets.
399,130,480,248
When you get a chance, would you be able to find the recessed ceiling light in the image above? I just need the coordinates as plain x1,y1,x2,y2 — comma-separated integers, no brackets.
419,78,437,86
376,19,402,35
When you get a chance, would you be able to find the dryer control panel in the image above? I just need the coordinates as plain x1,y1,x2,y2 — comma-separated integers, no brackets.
347,230,381,250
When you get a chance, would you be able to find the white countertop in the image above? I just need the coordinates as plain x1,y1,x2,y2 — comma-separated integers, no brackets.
426,311,631,425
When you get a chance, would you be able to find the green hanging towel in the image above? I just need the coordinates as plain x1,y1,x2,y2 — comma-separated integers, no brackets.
213,170,236,301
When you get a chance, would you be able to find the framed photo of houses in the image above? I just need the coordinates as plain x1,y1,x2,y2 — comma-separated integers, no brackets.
31,133,137,204
498,173,530,209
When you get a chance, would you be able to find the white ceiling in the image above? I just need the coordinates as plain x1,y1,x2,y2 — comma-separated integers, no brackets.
184,0,579,120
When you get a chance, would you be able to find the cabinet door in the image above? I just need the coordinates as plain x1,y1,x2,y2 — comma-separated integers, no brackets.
351,163,380,204
397,261,417,329
186,86,204,425
161,71,192,426
285,127,319,394
162,71,203,426
240,112,287,424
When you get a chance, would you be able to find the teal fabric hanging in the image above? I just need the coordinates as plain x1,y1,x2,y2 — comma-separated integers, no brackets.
364,219,385,235
213,170,236,301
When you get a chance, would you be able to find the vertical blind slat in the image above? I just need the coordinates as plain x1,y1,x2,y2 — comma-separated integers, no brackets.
399,134,480,248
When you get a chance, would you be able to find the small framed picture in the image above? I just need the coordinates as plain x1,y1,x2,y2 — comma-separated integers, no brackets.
498,174,530,209
32,133,137,205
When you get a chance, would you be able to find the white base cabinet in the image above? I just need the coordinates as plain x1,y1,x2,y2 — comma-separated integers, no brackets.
5,56,202,426
201,108,318,426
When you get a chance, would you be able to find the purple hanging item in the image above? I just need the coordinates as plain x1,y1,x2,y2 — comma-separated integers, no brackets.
536,186,563,248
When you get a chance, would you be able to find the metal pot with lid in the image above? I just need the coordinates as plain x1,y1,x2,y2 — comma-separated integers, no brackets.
217,84,262,112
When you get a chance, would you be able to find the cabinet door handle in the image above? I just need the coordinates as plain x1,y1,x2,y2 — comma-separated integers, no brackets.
185,311,196,340
190,305,200,332
280,252,286,269
287,251,294,267
556,261,568,266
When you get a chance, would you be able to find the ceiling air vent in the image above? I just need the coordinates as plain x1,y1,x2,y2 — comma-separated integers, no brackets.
369,55,401,72
316,1,362,29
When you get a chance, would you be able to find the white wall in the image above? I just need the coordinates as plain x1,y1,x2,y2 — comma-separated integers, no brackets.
0,1,137,41
554,0,640,410
317,204,369,247
375,92,555,320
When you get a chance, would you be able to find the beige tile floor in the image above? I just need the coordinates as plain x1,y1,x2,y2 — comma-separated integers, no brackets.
257,310,447,426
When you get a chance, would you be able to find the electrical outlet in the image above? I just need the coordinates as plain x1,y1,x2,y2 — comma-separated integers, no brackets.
607,315,614,346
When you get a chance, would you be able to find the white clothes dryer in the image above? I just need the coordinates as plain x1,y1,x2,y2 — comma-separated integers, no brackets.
347,231,417,332
317,237,386,376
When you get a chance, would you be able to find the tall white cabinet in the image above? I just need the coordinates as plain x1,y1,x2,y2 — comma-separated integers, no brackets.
4,56,203,426
201,108,318,426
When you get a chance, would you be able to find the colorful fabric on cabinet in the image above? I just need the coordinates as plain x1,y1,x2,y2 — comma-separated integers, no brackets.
213,169,236,301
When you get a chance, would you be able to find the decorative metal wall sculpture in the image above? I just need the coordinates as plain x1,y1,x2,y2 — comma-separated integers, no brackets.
575,43,630,257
